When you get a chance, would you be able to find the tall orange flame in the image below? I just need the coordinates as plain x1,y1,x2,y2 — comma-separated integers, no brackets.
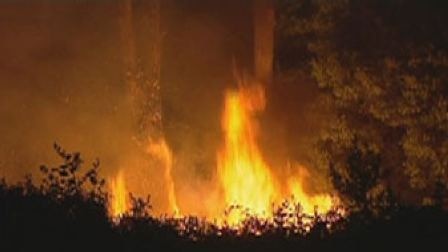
217,82,333,225
110,170,128,217
217,84,278,224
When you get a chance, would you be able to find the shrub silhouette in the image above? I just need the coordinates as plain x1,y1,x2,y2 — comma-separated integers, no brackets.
0,144,447,252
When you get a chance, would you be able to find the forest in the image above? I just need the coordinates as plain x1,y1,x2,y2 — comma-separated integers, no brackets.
0,0,447,251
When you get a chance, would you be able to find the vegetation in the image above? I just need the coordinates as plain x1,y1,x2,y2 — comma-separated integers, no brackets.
277,0,448,205
1,1,447,251
1,144,447,252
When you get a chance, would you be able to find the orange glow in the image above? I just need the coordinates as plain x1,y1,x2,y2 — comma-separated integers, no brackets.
147,138,180,216
110,170,129,217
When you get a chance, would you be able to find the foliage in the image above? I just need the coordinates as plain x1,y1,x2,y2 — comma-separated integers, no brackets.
1,146,447,251
278,0,448,202
39,143,106,202
0,145,112,252
330,144,396,215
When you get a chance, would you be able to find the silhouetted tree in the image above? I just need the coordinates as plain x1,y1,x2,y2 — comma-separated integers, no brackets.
278,0,448,202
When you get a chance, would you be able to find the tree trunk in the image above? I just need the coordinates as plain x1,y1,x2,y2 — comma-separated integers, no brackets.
147,0,163,139
253,0,275,85
120,0,137,96
120,0,164,142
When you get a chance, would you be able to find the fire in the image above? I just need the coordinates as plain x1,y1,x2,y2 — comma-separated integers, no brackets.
110,170,129,217
217,84,278,224
288,175,333,215
108,76,336,227
147,138,180,216
217,81,334,225
109,138,179,219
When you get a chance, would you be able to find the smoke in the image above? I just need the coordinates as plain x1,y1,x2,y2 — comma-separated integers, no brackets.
0,0,331,215
0,2,129,180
